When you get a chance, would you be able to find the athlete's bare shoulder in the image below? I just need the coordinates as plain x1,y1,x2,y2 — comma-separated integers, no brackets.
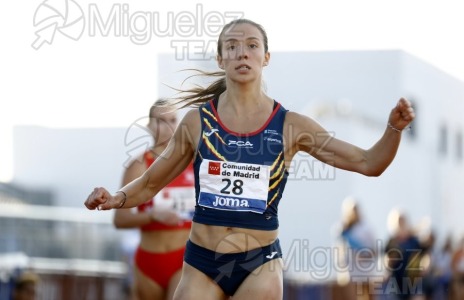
181,108,201,126
177,107,201,149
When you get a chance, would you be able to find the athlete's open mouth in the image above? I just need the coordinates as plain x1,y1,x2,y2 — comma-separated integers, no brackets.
235,64,251,70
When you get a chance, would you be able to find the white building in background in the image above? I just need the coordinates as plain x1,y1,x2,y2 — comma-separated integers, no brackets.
11,50,464,281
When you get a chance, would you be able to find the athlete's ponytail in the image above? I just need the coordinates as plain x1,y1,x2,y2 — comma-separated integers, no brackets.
158,70,226,109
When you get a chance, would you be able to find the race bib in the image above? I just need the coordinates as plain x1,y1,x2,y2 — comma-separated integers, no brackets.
154,187,196,220
198,159,270,214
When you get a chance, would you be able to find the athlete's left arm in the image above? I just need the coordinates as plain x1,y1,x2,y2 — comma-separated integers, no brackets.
286,98,415,176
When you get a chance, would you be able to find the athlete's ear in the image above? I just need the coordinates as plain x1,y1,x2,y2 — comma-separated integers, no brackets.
217,55,224,70
263,52,270,67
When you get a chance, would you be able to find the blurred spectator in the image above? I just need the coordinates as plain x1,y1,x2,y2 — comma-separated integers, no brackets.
451,236,464,300
384,209,424,300
337,197,377,300
416,226,435,300
11,271,39,300
432,234,453,300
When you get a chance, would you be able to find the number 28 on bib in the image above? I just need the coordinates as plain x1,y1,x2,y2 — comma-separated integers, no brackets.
198,159,270,214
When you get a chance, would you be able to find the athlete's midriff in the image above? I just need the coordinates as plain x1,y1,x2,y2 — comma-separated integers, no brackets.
139,228,190,252
189,222,278,253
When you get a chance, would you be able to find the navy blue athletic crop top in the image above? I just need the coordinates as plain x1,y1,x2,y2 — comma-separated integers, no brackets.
192,99,288,230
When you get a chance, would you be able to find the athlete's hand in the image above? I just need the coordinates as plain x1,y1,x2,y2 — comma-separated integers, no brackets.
388,98,415,131
84,187,120,211
150,207,184,226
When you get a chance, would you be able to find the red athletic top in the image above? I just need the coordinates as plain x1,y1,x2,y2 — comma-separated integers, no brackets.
137,151,195,231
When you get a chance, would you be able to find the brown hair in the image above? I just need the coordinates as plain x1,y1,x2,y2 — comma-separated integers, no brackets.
149,98,170,118
161,19,269,109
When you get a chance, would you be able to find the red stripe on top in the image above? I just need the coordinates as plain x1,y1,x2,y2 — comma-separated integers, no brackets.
210,100,281,137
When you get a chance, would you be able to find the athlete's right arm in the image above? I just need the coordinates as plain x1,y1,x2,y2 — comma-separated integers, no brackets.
113,154,147,227
113,153,185,227
84,109,200,211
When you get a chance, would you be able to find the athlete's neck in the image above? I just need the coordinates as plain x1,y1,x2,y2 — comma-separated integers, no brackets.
219,87,271,116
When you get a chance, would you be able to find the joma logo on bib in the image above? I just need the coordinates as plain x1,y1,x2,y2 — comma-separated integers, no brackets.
213,196,250,207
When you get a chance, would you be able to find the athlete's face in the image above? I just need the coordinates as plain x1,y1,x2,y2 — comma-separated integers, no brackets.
147,108,178,147
217,23,270,84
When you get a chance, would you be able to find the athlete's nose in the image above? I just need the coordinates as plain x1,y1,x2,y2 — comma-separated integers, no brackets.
237,44,248,60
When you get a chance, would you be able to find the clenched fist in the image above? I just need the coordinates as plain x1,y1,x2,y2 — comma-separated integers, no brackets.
84,187,124,210
388,98,416,131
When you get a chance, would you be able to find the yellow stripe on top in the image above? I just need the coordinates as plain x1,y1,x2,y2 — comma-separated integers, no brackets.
203,118,226,145
202,107,217,122
267,188,280,208
270,152,283,172
270,160,285,180
202,133,227,161
269,170,285,191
